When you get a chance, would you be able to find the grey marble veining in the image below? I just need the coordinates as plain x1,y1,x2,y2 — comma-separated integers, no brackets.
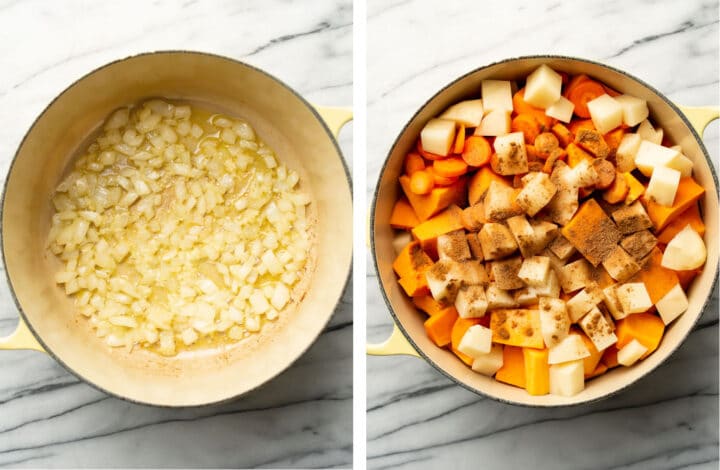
0,0,352,468
366,0,719,469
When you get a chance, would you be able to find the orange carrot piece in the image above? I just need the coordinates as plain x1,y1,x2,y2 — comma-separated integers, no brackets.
512,89,554,129
426,166,459,186
453,124,466,155
390,198,420,230
551,122,574,147
511,114,542,144
566,142,594,168
496,345,526,388
602,84,622,97
567,79,606,118
451,317,484,366
461,135,492,167
513,88,540,115
433,157,468,178
404,152,425,175
468,166,511,205
602,171,629,204
523,347,550,396
526,144,540,161
642,177,705,231
399,175,467,222
542,148,566,173
413,295,445,316
563,74,591,98
628,247,679,304
424,307,459,347
416,139,446,160
410,170,434,195
623,172,645,205
392,241,432,280
616,312,665,357
656,203,705,244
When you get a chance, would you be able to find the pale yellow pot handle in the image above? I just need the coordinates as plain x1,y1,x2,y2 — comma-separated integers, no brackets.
0,318,45,353
678,105,720,136
314,105,353,138
367,323,420,357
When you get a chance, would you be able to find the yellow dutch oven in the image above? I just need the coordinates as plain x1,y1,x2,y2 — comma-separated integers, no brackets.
0,51,353,407
369,56,718,406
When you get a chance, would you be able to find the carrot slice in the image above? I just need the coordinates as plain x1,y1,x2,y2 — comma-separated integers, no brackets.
551,122,574,147
512,88,541,115
567,79,606,118
461,135,492,167
426,166,459,186
453,124,466,155
404,152,425,175
511,114,542,144
433,157,468,178
563,74,591,98
416,139,446,160
410,170,434,195
602,171,629,204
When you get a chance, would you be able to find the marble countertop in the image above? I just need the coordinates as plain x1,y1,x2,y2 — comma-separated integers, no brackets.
0,0,352,468
366,1,719,469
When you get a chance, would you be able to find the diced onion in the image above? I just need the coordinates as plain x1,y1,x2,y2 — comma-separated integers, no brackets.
49,100,313,355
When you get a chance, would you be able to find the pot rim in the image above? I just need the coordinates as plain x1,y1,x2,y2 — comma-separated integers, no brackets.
1,49,352,408
370,54,719,408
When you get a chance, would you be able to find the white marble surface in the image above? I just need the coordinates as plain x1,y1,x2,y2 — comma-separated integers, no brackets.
0,0,352,468
367,1,719,469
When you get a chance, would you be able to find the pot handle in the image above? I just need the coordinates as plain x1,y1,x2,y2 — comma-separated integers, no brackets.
677,105,719,136
0,317,45,352
367,322,420,357
314,105,353,138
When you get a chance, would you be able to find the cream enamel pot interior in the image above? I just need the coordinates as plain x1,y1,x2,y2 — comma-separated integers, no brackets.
0,51,353,407
369,56,719,407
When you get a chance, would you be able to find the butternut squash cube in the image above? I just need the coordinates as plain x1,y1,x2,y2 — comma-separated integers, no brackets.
490,309,544,349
